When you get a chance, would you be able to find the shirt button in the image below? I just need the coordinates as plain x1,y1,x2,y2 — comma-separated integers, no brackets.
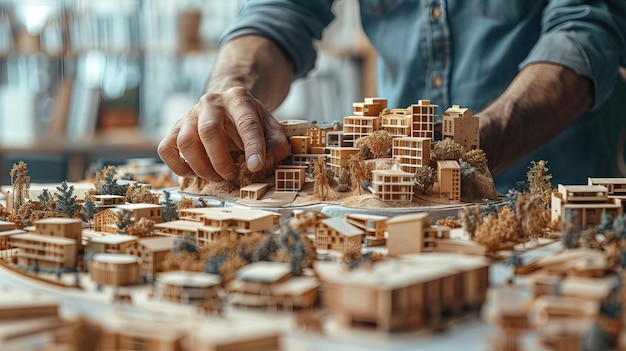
432,6,441,20
432,75,443,88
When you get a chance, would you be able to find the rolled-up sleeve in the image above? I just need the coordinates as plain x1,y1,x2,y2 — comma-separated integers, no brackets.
520,0,626,110
219,0,335,79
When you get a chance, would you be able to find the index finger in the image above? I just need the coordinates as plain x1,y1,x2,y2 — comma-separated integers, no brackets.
223,87,267,173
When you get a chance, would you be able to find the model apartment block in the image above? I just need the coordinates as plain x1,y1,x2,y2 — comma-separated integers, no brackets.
437,160,461,201
442,105,479,151
370,169,415,202
11,233,76,270
392,137,431,174
551,184,623,229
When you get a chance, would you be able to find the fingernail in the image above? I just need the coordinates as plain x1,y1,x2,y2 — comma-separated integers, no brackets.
247,154,261,170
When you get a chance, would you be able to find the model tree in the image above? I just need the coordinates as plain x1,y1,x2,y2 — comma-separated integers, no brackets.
313,157,335,201
348,153,374,195
125,184,156,204
81,197,97,229
527,160,553,206
367,130,393,158
432,138,465,161
336,168,351,193
114,210,132,234
161,190,178,222
9,161,30,215
413,166,436,195
278,215,307,276
55,181,79,218
37,189,54,211
126,217,155,237
178,196,195,210
95,166,126,196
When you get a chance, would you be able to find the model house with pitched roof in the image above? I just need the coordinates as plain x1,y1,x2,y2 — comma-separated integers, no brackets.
314,217,364,254
125,236,176,280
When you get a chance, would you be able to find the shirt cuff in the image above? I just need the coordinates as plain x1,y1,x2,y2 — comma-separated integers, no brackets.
219,3,334,80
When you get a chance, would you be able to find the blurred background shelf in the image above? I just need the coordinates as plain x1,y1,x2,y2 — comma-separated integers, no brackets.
0,0,376,184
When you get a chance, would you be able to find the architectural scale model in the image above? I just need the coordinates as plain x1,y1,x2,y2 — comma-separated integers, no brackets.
5,114,626,349
177,97,498,207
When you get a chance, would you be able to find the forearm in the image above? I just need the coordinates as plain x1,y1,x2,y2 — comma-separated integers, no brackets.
479,63,593,175
207,35,294,111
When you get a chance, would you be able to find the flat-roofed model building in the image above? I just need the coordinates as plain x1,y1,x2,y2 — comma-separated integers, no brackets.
386,213,431,256
307,123,334,153
90,253,140,287
34,218,83,253
280,119,308,137
315,254,489,332
346,213,388,242
0,220,16,232
343,116,380,146
409,99,437,140
370,169,415,202
157,271,221,304
240,183,269,201
381,110,412,137
437,160,461,201
152,220,204,238
275,165,307,192
327,147,360,176
0,229,26,261
196,208,276,247
228,261,319,310
552,184,622,229
441,105,479,151
116,204,162,223
588,177,626,195
86,234,138,255
10,233,76,271
392,137,431,174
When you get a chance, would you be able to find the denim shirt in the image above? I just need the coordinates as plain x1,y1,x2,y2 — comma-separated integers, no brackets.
221,0,626,191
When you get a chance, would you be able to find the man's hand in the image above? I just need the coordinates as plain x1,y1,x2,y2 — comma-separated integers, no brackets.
157,35,294,181
158,87,289,181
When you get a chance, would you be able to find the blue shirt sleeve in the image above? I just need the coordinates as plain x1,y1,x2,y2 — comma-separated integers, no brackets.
219,0,335,79
520,0,626,110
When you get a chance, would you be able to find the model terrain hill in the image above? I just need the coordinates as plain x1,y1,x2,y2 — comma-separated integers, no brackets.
4,159,626,350
178,98,499,209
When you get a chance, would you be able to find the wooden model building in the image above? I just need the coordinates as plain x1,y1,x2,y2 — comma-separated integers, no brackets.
307,123,334,153
228,261,319,310
125,236,177,280
386,213,431,256
381,109,412,137
279,119,308,137
92,194,126,208
34,217,83,253
0,229,26,261
370,169,414,202
437,160,461,201
441,105,479,151
89,253,141,287
588,177,626,212
0,220,16,232
392,137,431,174
315,254,489,332
156,270,221,304
94,203,162,233
0,291,66,348
314,217,364,254
275,165,307,192
153,219,205,237
326,147,359,176
86,234,138,255
10,233,76,271
240,183,269,200
408,99,437,140
551,184,622,228
346,213,388,245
